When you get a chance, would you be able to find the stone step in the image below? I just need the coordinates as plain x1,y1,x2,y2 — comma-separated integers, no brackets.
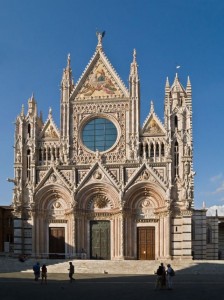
1,257,224,274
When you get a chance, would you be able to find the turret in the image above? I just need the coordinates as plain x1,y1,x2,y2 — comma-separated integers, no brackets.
166,74,194,209
28,93,37,116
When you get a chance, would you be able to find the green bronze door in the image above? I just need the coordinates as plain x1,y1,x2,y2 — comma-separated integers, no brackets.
90,221,110,259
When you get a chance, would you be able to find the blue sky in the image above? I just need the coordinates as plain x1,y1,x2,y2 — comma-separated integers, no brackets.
0,0,223,208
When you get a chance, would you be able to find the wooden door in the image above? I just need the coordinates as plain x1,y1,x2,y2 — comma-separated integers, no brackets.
137,227,155,260
49,227,65,259
90,221,110,259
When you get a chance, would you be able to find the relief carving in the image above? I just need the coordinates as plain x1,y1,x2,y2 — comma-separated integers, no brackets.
137,199,155,219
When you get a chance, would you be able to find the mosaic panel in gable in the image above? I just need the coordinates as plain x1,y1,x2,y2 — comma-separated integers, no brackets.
144,117,164,135
76,59,125,99
43,124,59,139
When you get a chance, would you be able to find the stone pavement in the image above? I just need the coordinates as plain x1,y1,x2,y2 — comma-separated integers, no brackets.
1,256,224,274
0,272,224,300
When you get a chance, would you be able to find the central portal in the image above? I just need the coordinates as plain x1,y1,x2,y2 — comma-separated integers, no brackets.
90,220,110,259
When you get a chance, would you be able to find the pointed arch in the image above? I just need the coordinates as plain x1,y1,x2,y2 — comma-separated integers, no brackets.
35,184,72,210
124,182,166,210
76,182,120,211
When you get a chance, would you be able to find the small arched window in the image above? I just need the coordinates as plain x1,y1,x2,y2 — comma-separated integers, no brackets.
174,115,178,128
156,143,159,157
161,143,165,156
27,123,31,138
174,141,179,176
207,225,212,244
27,149,31,180
145,144,149,158
150,144,154,158
139,143,143,157
39,148,42,161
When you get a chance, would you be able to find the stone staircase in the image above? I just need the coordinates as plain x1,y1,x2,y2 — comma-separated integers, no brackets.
1,256,224,274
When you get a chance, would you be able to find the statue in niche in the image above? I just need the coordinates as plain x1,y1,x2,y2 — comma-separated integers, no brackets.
176,177,187,200
166,144,171,156
142,170,150,180
94,171,102,180
184,162,190,175
28,186,34,204
78,146,83,156
95,150,101,161
16,149,21,163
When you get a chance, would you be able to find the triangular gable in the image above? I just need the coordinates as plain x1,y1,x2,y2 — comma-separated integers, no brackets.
39,117,59,140
142,111,166,136
76,162,120,192
35,167,71,193
71,50,129,100
125,163,167,192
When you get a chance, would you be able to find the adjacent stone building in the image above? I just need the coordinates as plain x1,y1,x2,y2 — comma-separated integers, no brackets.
9,33,201,260
0,206,14,253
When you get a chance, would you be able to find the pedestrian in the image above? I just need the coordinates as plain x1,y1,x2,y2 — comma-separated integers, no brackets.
161,263,166,288
155,263,166,289
166,263,175,290
68,261,75,282
33,262,40,281
41,264,47,284
81,248,86,259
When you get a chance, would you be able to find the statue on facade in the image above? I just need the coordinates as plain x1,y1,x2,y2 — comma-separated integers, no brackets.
16,149,21,163
96,31,106,48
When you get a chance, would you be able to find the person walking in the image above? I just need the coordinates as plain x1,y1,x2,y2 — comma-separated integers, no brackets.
41,264,47,284
68,261,75,283
166,263,175,290
33,262,40,281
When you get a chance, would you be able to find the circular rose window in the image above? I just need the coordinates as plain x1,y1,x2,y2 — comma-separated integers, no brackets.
82,118,117,152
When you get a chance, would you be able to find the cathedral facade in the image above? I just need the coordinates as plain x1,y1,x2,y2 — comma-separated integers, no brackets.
11,34,195,260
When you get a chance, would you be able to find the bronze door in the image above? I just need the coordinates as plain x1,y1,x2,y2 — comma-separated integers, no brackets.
90,221,110,259
137,227,155,260
49,227,65,258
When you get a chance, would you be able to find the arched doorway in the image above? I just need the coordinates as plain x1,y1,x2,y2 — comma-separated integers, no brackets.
76,182,120,260
34,184,73,258
123,181,168,260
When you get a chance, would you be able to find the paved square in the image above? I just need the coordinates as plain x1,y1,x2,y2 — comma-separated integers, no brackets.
0,273,224,300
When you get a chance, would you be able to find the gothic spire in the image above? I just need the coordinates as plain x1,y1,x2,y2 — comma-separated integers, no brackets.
129,48,139,98
186,76,192,94
129,49,139,80
165,77,170,90
21,104,25,117
61,53,74,101
28,93,37,116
